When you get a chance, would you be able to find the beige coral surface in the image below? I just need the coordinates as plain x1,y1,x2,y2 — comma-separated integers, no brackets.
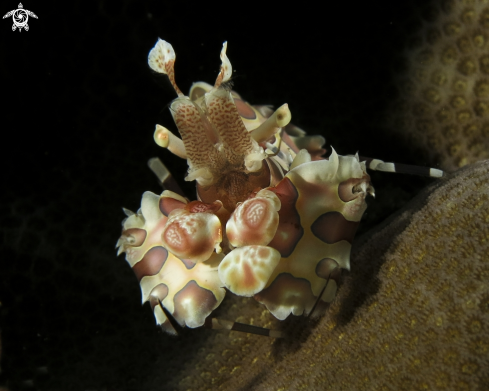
162,160,489,391
388,0,489,171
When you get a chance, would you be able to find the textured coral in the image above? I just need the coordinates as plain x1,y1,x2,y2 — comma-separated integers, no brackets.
388,0,489,171
160,160,489,390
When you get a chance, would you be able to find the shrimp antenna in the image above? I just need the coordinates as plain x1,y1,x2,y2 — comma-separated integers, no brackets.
204,317,283,338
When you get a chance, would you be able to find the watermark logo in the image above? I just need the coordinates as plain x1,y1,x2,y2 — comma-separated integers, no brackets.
3,3,37,32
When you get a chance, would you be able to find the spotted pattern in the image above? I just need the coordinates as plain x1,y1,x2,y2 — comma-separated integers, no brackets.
234,98,256,120
206,90,255,166
311,211,360,244
161,209,221,262
177,257,196,270
254,273,324,320
148,283,169,310
159,196,186,216
268,177,303,257
185,200,222,214
132,246,168,281
171,98,220,173
315,258,340,279
338,177,369,202
172,280,219,328
121,228,147,247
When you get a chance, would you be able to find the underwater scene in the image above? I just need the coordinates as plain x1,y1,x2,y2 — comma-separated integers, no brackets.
1,0,488,390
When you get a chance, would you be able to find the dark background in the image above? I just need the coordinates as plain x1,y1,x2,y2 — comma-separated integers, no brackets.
0,0,436,389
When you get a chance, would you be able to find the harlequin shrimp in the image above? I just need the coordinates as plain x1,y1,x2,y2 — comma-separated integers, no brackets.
116,39,444,337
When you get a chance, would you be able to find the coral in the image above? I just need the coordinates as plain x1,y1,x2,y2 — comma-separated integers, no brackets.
387,0,489,171
162,160,489,390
